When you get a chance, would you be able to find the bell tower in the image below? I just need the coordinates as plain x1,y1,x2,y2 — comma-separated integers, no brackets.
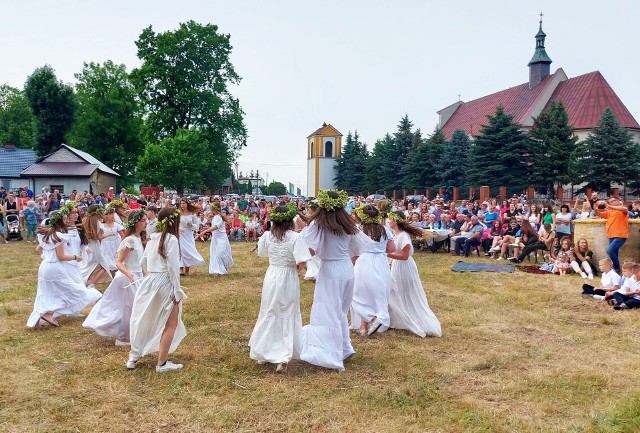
528,12,552,88
306,122,342,197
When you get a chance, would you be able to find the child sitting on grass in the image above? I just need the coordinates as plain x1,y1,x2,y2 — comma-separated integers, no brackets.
581,258,620,298
553,251,570,276
610,263,640,310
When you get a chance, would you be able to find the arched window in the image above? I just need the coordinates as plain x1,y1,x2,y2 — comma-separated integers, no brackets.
325,141,333,158
310,142,314,157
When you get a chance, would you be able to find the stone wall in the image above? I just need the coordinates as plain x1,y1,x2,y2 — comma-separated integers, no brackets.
573,219,640,264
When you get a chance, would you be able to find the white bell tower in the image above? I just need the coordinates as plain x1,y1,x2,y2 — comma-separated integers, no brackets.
306,123,342,197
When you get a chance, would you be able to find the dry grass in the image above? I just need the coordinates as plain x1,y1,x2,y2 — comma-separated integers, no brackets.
2,240,640,432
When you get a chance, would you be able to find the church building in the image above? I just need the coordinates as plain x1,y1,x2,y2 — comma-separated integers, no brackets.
306,123,342,197
437,17,640,143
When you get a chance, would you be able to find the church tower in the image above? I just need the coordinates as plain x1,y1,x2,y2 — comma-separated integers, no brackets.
528,13,552,88
306,123,342,197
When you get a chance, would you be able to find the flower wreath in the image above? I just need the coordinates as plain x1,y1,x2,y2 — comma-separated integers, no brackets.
308,200,319,210
86,206,105,217
61,202,78,214
107,199,125,209
354,205,382,224
386,211,405,223
156,209,180,232
316,189,349,211
48,210,65,226
269,203,299,223
123,209,145,229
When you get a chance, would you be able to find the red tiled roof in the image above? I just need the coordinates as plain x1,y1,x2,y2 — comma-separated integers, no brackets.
440,73,560,139
21,162,99,177
546,71,640,130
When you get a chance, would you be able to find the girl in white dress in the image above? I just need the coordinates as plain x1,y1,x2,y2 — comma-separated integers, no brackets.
27,210,102,328
84,209,147,345
300,190,366,371
386,211,441,338
127,207,187,372
80,205,115,287
350,204,395,336
301,201,320,281
178,198,205,275
249,203,311,372
205,201,233,275
100,208,125,276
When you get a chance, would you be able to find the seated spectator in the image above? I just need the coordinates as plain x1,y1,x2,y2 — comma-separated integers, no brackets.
449,213,469,251
483,219,504,256
582,258,621,297
439,213,453,229
245,214,260,242
229,211,245,241
509,221,547,263
611,263,640,310
453,215,483,257
494,218,520,260
628,201,640,219
570,238,596,279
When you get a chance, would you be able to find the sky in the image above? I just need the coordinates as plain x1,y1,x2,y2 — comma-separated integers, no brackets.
2,0,639,195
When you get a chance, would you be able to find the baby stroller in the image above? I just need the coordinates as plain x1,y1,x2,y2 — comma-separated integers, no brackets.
6,214,23,241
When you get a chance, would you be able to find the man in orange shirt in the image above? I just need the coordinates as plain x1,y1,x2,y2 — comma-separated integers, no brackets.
595,196,629,273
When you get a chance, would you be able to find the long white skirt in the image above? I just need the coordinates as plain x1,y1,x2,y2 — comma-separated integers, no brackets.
80,240,112,283
301,259,355,371
249,265,302,364
350,252,391,331
83,271,142,340
101,235,120,272
27,261,102,328
209,232,233,275
389,257,441,337
303,256,320,280
129,273,187,360
179,231,205,268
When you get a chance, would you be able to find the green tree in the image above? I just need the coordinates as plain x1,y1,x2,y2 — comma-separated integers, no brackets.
571,108,640,192
364,134,394,192
467,106,534,192
24,65,75,156
69,61,143,187
263,181,287,196
440,129,471,189
334,130,368,194
0,85,36,148
131,21,246,159
401,127,447,190
388,115,415,190
137,128,212,195
529,101,577,195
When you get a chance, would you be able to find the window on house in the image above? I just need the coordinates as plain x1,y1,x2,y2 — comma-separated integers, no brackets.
310,142,314,157
325,141,332,158
50,185,64,194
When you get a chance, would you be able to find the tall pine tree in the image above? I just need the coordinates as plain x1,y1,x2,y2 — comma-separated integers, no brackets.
401,127,445,190
467,106,534,192
389,115,415,190
334,130,368,194
364,134,394,193
529,101,577,195
571,108,640,192
440,129,471,189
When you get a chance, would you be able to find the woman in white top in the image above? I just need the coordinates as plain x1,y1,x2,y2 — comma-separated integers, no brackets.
300,190,366,371
178,198,205,275
350,204,395,336
127,207,187,372
100,208,125,276
249,203,311,373
27,210,101,328
387,211,441,338
203,201,234,275
80,205,114,287
84,209,147,345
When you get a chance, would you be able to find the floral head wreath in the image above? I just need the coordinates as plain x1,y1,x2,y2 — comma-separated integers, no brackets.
269,203,299,223
107,199,125,209
156,209,180,232
354,205,382,225
104,207,116,214
61,202,77,214
386,211,405,223
86,206,105,217
123,209,145,229
308,200,319,210
48,210,65,226
316,189,349,211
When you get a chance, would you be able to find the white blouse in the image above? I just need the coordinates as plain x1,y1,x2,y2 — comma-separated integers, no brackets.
140,233,186,303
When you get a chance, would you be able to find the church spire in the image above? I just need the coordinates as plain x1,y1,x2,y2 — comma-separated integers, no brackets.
528,12,552,88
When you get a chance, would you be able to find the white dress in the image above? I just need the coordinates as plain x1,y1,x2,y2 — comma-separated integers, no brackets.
83,236,144,340
129,233,187,361
303,255,321,280
179,213,205,268
300,223,366,371
209,214,233,275
27,233,102,328
388,231,442,337
80,233,112,284
350,226,394,332
249,231,311,364
100,221,124,271
64,227,86,285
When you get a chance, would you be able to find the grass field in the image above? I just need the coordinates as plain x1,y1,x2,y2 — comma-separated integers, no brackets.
1,240,640,432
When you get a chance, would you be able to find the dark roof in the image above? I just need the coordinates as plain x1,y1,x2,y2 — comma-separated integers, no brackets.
0,147,38,178
546,71,640,130
21,162,100,177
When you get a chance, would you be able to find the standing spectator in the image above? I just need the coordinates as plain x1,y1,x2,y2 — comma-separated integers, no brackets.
236,194,248,212
0,198,7,243
554,204,573,252
595,196,629,273
22,201,38,242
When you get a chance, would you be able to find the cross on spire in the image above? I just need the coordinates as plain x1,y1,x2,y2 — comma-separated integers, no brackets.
539,11,543,29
